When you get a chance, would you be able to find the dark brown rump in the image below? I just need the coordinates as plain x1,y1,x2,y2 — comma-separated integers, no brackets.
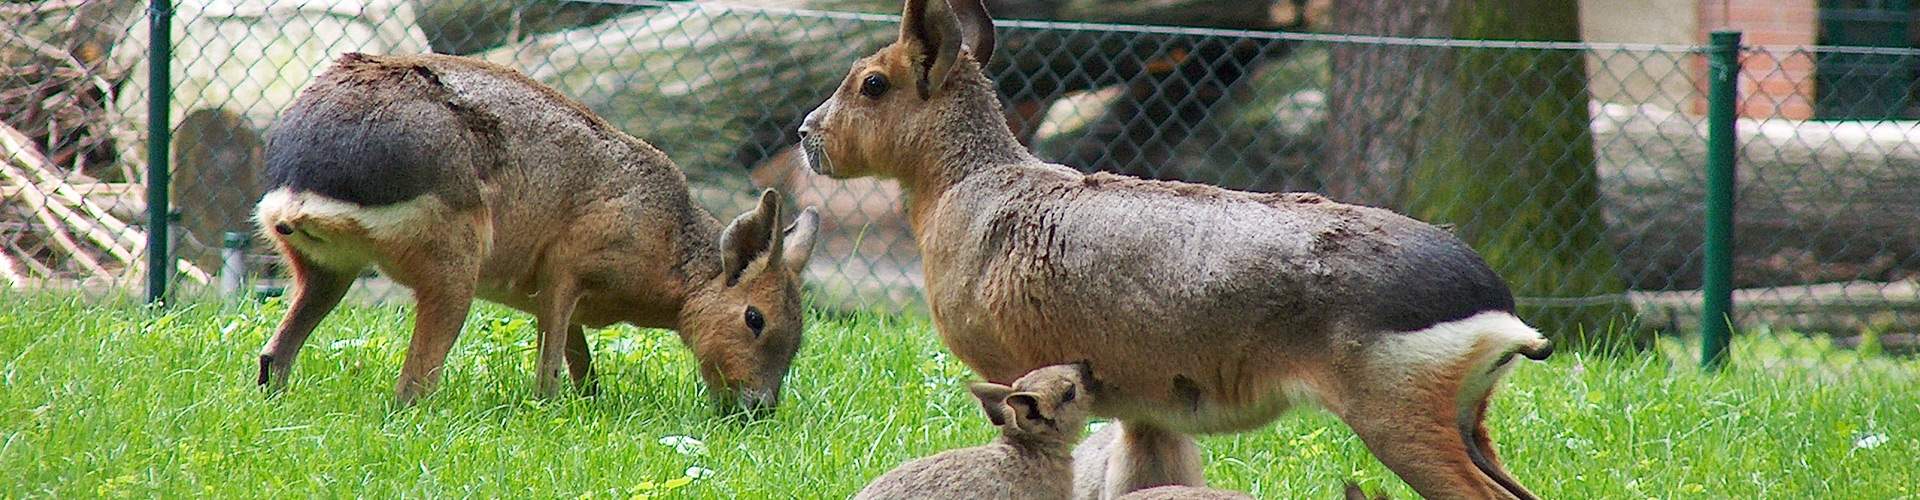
263,53,501,209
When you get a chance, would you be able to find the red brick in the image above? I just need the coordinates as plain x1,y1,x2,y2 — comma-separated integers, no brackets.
1747,30,1815,46
1777,101,1813,120
1727,5,1779,23
1774,53,1816,72
1758,77,1800,95
1777,5,1816,23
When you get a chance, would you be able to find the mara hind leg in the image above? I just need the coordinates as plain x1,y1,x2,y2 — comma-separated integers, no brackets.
381,214,487,405
1456,318,1549,499
1103,420,1206,498
564,324,598,395
390,264,477,405
1326,315,1546,500
1327,372,1511,500
1463,374,1535,499
257,241,361,392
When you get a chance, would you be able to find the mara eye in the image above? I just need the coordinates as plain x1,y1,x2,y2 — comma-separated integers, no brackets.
860,74,889,98
744,306,766,337
1061,385,1076,403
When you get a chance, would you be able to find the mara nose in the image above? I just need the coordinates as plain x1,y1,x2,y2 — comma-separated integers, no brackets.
727,389,779,419
799,102,828,138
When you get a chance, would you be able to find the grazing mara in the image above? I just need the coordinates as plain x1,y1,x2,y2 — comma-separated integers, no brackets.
796,0,1552,497
255,53,819,412
855,363,1096,500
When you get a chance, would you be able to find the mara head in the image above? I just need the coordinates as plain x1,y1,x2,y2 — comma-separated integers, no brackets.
968,362,1097,441
681,190,819,416
798,0,1001,180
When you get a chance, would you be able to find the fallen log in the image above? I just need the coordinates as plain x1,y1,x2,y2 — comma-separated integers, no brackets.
2,121,210,286
1633,280,1920,335
1592,103,1920,290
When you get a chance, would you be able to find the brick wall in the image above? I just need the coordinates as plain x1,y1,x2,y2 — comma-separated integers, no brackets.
1697,0,1819,119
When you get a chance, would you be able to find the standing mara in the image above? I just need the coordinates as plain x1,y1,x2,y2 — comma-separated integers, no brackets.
255,53,819,413
797,0,1551,498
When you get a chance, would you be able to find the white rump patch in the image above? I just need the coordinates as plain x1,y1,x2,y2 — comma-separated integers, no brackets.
255,188,452,242
1368,311,1546,387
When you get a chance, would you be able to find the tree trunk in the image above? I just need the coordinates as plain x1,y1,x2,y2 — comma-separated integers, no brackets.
1322,0,1451,206
1327,0,1634,348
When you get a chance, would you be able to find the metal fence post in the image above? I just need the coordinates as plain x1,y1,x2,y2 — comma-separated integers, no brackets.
220,232,248,298
145,0,173,304
1701,30,1741,369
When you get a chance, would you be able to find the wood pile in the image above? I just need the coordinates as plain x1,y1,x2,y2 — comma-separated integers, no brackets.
2,122,209,288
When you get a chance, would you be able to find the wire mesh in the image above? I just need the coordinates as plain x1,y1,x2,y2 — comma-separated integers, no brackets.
1,0,1915,358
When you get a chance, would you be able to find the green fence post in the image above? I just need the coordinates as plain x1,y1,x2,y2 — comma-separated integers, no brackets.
1701,30,1741,369
144,0,173,304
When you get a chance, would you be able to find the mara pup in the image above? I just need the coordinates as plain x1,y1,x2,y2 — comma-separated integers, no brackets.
797,0,1551,497
855,363,1095,500
254,53,819,412
1072,423,1122,500
1073,424,1251,500
1115,486,1254,500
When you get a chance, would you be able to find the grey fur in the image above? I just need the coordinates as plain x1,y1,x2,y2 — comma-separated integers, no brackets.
855,364,1094,500
1072,423,1118,500
1114,486,1254,500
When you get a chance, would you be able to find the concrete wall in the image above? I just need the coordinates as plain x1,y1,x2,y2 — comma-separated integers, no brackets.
1580,0,1701,110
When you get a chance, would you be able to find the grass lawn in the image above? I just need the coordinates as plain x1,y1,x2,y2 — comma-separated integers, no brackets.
2,291,1917,498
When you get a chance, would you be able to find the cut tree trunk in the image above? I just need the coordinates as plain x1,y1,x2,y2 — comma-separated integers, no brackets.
1048,4,1307,177
1326,0,1634,348
466,0,1306,308
407,0,654,55
1595,103,1920,291
477,0,1304,219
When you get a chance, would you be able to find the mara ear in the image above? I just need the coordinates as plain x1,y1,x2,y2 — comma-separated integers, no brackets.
949,0,995,66
780,206,820,273
968,382,1015,426
1005,392,1048,431
720,189,783,286
899,0,963,98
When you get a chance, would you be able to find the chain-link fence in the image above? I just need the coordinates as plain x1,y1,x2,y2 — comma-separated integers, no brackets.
4,0,1917,359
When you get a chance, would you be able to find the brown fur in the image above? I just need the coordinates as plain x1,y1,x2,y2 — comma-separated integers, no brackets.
855,364,1095,500
798,0,1546,497
254,53,819,411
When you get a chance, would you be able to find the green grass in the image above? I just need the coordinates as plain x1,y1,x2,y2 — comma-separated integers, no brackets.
2,291,1917,498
